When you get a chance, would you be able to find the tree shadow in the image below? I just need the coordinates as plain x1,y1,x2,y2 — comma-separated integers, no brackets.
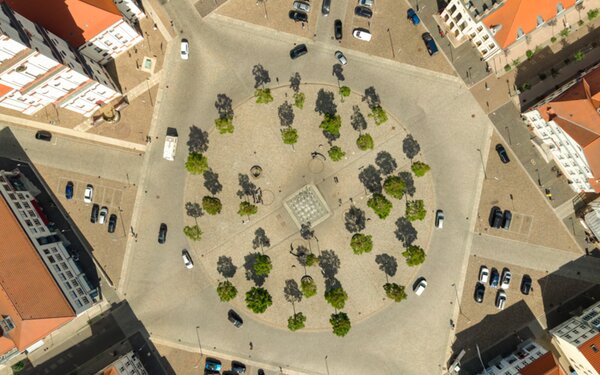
278,101,295,127
289,72,302,93
395,217,418,247
187,125,209,154
252,64,271,89
314,89,337,116
344,206,366,233
351,105,367,133
203,169,223,195
237,174,258,199
217,256,237,278
398,171,416,197
300,222,314,240
375,151,397,175
324,277,342,292
215,94,234,119
332,64,345,82
284,279,303,304
363,86,381,109
185,202,203,219
294,245,310,267
243,252,266,286
252,227,271,250
375,253,398,277
319,249,340,279
402,134,421,160
358,165,382,194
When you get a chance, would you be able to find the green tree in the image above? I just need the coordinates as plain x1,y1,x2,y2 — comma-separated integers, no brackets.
306,253,318,267
330,312,351,337
383,283,407,302
320,114,342,138
185,152,209,175
253,254,272,276
339,86,351,98
402,245,426,267
406,200,426,221
383,176,406,200
324,286,348,310
281,127,299,145
202,196,222,215
245,287,273,313
328,146,346,161
367,193,393,219
588,8,599,20
356,133,374,150
216,280,237,302
301,277,317,297
11,362,25,373
238,201,258,217
215,117,234,134
369,106,388,125
574,50,585,61
411,161,431,177
293,92,305,109
559,28,570,38
183,225,203,241
287,312,307,331
255,88,274,104
526,49,534,59
350,233,373,254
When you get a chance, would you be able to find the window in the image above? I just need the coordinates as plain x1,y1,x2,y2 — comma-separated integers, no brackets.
592,344,599,353
82,296,89,304
537,15,544,27
48,255,55,263
53,265,61,272
66,271,73,278
33,219,40,225
25,219,32,226
28,210,35,217
14,202,21,208
43,249,50,255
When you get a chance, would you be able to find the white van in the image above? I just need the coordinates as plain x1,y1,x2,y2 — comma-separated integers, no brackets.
163,135,178,161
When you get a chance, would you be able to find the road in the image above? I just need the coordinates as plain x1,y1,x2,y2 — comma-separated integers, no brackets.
120,2,493,374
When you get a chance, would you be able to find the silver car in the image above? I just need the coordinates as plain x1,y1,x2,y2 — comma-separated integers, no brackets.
293,1,311,12
334,51,347,65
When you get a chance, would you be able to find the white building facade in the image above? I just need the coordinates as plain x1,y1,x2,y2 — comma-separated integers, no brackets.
96,351,148,375
476,340,548,375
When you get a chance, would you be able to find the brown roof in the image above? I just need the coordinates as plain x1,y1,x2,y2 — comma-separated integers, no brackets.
520,352,565,375
0,194,74,353
3,0,122,47
579,334,600,372
483,0,576,49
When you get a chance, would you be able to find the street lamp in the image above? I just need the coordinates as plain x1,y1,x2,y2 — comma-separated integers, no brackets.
193,326,203,368
386,28,396,58
451,283,470,323
324,355,330,375
476,149,488,179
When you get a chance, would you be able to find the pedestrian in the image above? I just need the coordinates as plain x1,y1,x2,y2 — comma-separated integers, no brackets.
249,342,253,350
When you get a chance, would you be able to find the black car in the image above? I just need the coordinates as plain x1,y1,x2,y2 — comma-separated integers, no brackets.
289,10,308,22
108,214,117,233
421,32,439,55
231,361,246,373
334,19,343,40
474,283,485,303
489,206,503,228
502,210,512,230
228,309,243,328
290,44,308,59
90,204,99,223
521,275,532,295
354,6,372,18
158,223,167,244
496,143,510,163
258,370,265,375
35,130,52,141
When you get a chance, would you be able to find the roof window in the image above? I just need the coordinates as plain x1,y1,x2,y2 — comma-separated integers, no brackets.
592,344,599,353
517,28,525,39
537,15,544,27
557,2,564,13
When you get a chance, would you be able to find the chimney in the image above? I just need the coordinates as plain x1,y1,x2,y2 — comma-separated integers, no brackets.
490,24,503,35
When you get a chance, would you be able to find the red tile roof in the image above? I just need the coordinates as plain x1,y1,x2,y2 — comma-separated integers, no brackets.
483,0,576,49
520,352,565,375
578,334,600,372
3,0,123,47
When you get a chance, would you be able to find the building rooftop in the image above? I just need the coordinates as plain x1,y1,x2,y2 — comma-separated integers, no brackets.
579,334,600,372
3,0,123,47
519,352,564,375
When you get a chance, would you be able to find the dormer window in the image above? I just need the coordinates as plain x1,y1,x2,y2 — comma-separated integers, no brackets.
517,28,525,39
557,2,564,13
537,15,544,27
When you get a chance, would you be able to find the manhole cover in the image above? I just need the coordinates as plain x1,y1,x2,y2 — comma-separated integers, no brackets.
531,159,536,166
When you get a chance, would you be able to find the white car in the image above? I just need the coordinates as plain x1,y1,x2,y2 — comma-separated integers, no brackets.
292,1,310,12
352,28,372,41
413,278,427,296
98,206,108,225
435,209,444,228
182,250,194,269
479,266,489,284
334,51,347,65
495,290,507,310
359,0,374,7
180,39,189,60
501,270,511,289
83,184,93,203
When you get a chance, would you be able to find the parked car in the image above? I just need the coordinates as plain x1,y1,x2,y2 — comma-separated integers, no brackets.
289,10,308,22
474,283,485,303
228,309,243,327
496,143,510,163
435,209,444,228
258,370,265,375
334,19,343,40
490,268,499,288
290,44,308,59
520,275,532,295
108,214,117,233
335,50,347,65
292,1,310,12
500,269,511,289
65,181,74,200
205,358,222,374
83,184,93,203
322,0,331,15
489,206,503,228
180,39,189,60
359,0,374,7
352,28,372,41
407,8,420,25
354,6,372,18
421,32,439,55
158,223,167,244
479,265,489,284
231,361,247,373
35,130,52,141
98,206,108,225
90,204,99,224
503,210,512,230
182,249,194,269
495,290,507,310
413,278,427,296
